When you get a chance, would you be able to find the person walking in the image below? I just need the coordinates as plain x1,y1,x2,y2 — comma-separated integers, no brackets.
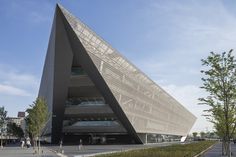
26,137,31,148
21,139,25,148
78,139,83,150
59,139,63,153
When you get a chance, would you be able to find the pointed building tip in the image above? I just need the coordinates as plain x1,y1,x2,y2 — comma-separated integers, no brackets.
55,3,67,17
56,3,62,9
56,3,66,11
55,3,60,13
55,3,69,15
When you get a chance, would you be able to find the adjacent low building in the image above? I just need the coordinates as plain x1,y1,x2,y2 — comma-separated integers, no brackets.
4,112,26,140
39,4,197,144
7,112,26,131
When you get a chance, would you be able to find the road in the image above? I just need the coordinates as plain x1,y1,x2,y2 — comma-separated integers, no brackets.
0,145,58,157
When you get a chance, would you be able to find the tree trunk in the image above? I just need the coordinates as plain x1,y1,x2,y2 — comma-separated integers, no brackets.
223,140,232,157
222,140,226,155
38,138,40,155
33,139,37,154
226,141,231,157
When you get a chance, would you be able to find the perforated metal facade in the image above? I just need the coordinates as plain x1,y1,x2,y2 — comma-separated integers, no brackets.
39,4,196,144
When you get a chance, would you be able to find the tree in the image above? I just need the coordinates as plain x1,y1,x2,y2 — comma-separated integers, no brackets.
209,132,216,139
26,97,49,154
199,50,236,157
7,123,24,138
0,106,7,148
200,131,206,139
192,132,198,140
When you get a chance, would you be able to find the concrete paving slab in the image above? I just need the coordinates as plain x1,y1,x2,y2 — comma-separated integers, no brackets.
203,142,236,157
0,146,58,157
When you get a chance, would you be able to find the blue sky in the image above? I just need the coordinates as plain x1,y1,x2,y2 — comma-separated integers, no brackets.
1,0,236,132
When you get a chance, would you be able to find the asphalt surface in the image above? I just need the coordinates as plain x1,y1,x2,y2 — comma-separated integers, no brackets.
0,142,182,157
0,146,58,157
1,141,224,157
203,142,236,157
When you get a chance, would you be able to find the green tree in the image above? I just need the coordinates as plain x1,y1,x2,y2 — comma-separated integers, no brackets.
26,97,49,154
7,123,24,138
0,106,7,148
199,50,236,157
200,131,206,139
192,132,198,140
209,132,216,139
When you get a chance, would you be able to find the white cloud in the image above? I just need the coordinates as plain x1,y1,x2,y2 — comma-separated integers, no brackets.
0,64,39,116
0,84,30,96
145,0,236,53
1,71,38,89
0,64,39,97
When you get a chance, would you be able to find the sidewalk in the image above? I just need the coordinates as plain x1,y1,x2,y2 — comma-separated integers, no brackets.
0,146,58,157
203,142,236,157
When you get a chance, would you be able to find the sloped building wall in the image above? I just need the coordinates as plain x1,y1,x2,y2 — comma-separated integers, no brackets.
59,5,196,136
39,4,196,144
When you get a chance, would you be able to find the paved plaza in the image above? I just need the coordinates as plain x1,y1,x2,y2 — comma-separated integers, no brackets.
0,142,179,157
203,142,236,157
3,142,234,157
0,146,58,157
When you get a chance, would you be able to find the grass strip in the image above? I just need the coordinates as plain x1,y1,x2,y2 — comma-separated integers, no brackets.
96,141,217,157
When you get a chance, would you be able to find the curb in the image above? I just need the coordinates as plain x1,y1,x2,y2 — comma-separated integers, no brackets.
73,144,168,157
47,147,68,157
74,151,119,157
57,152,68,157
193,142,218,157
74,142,183,157
74,147,142,157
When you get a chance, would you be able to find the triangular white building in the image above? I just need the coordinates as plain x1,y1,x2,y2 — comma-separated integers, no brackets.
39,4,196,144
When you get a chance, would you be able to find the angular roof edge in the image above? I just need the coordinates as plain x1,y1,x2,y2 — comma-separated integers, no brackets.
57,3,197,120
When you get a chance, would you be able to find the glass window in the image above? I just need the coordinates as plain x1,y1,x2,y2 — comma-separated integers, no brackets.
66,98,105,106
73,121,119,127
71,67,86,75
